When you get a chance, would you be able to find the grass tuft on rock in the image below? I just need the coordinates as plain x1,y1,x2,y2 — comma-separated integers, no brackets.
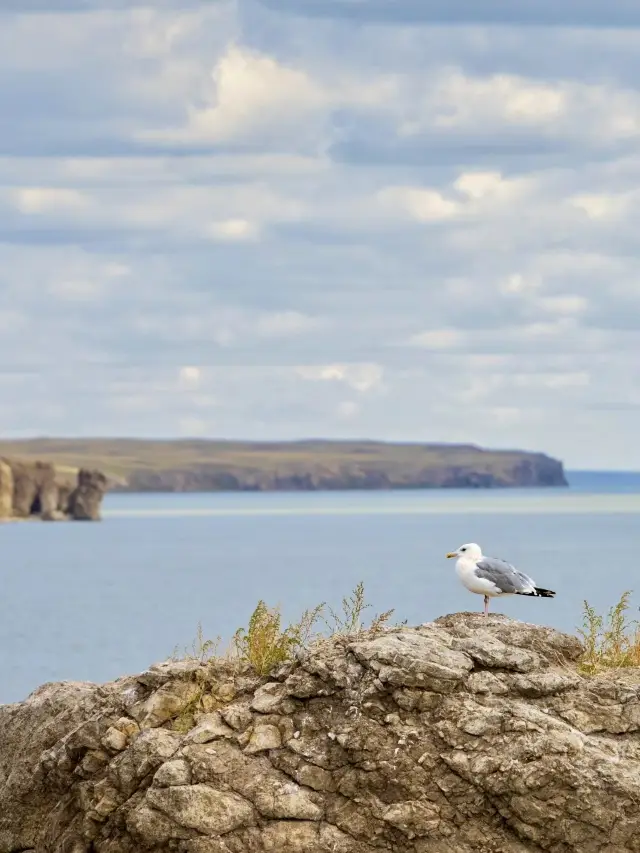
171,622,221,664
322,580,395,635
232,601,325,676
578,591,640,673
175,583,395,678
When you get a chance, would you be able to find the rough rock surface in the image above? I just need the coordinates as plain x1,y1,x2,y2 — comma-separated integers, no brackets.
0,458,107,521
0,439,567,492
122,450,566,492
0,459,13,518
1,614,639,853
67,468,109,520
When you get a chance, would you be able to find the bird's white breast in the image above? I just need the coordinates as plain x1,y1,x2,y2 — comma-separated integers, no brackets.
455,557,502,596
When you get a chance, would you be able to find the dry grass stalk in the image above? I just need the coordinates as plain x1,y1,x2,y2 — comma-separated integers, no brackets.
578,591,640,673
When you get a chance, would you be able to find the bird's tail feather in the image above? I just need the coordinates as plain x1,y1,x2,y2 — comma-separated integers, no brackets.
517,587,556,598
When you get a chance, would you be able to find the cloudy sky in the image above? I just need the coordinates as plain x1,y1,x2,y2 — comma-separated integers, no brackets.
2,1,640,468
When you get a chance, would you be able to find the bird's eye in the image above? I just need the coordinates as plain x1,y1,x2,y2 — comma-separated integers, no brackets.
460,547,466,552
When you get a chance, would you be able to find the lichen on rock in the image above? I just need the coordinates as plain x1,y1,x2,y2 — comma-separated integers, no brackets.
1,614,639,852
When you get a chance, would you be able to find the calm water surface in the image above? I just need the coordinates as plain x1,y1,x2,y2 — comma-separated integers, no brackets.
2,471,639,703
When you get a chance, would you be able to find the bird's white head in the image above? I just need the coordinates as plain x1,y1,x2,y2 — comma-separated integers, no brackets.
446,542,482,560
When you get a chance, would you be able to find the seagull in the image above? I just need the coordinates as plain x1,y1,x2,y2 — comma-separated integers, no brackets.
446,542,556,616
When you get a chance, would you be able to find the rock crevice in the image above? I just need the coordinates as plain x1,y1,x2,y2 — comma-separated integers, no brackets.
1,614,639,852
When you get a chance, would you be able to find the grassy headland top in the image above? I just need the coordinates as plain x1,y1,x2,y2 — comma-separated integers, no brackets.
0,438,567,492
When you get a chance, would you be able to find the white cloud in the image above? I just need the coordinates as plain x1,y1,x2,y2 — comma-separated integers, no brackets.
207,218,259,241
432,71,566,129
377,170,533,227
4,8,640,466
103,262,131,278
519,318,579,340
142,44,328,145
128,306,324,349
10,187,88,214
337,400,359,419
544,371,591,389
296,363,384,393
139,40,398,151
178,366,201,388
485,406,522,427
48,279,103,301
123,8,204,59
255,311,321,338
378,186,459,222
453,171,529,206
570,193,629,220
538,295,588,315
501,273,540,295
389,66,640,151
0,310,28,333
407,329,462,350
510,370,590,389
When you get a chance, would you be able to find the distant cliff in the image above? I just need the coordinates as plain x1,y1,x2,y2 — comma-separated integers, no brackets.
0,458,107,521
0,439,567,493
119,447,567,492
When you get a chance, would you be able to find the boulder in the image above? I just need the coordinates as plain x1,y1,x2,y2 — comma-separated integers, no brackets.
0,614,639,852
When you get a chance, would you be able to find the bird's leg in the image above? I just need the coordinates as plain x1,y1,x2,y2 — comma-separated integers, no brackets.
483,595,489,617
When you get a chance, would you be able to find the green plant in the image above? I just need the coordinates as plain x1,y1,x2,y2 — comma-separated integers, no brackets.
173,582,395,678
323,581,394,635
578,591,640,673
171,622,221,663
170,687,205,733
232,600,325,676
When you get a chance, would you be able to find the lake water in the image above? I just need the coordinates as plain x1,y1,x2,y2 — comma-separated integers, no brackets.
2,470,640,703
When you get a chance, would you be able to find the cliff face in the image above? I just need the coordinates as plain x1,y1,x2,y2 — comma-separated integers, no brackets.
1,614,638,853
118,446,567,493
0,458,107,521
0,439,567,493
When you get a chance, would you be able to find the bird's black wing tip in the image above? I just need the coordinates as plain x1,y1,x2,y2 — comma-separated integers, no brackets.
534,587,556,598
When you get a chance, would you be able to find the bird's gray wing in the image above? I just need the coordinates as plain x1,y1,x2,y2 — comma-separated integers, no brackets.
474,557,535,594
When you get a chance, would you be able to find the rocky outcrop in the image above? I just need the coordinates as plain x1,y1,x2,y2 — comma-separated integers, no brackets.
68,468,109,521
0,459,13,517
1,614,639,852
0,458,107,521
9,459,58,518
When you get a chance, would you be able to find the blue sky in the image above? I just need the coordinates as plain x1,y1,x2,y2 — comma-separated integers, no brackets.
2,0,640,468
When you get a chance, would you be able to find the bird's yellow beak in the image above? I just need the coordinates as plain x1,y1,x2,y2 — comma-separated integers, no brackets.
446,552,457,559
